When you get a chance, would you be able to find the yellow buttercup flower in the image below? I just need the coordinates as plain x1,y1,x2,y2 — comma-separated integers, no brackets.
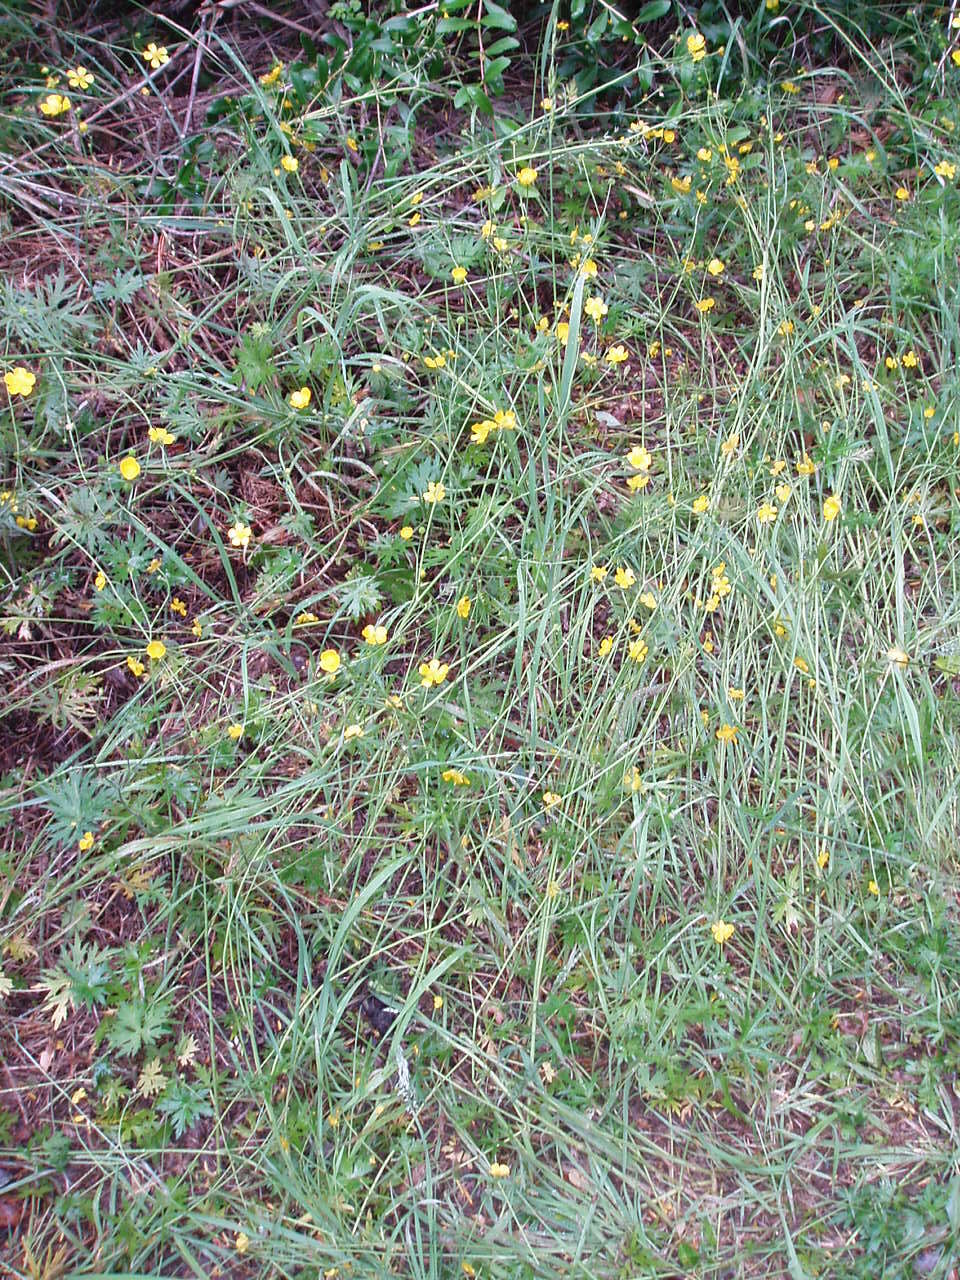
227,724,244,740
456,596,471,619
119,456,141,481
281,154,298,173
516,166,538,187
78,831,95,851
605,344,628,365
823,493,842,522
715,723,738,743
584,295,608,323
4,366,36,397
614,565,635,589
711,919,734,944
628,638,648,663
362,623,388,645
319,649,341,674
67,67,94,89
542,791,562,809
288,386,311,409
148,426,175,444
687,32,707,61
142,42,170,69
419,657,450,688
39,93,71,116
707,257,724,276
227,521,251,548
422,480,445,504
146,640,166,660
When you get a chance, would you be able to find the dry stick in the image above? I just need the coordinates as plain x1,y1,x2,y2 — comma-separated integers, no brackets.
183,11,217,140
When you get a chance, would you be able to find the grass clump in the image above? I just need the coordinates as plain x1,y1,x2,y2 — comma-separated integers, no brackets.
2,2,960,1276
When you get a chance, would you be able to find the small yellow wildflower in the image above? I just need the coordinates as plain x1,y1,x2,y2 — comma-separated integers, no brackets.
597,636,613,657
451,265,468,284
605,344,629,365
756,502,778,524
343,724,363,740
288,386,311,409
362,623,388,646
119,456,141,481
707,257,725,276
281,155,298,173
516,166,538,187
141,42,170,69
716,723,739,744
39,93,71,116
542,791,562,809
456,596,471,619
67,67,94,89
126,656,145,677
868,880,880,896
692,494,710,514
235,1232,249,1255
400,525,414,539
146,640,166,661
584,295,608,323
442,768,470,785
4,366,36,397
711,919,735,944
628,638,648,663
614,565,636,589
823,493,842,522
696,297,715,313
227,724,244,740
94,571,106,591
148,426,175,444
227,521,251,549
319,649,341,674
687,32,707,61
422,480,445,504
887,645,909,668
78,831,94,852
489,1162,510,1178
419,657,450,687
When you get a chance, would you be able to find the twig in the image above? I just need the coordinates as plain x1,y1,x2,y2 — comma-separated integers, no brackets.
183,10,215,140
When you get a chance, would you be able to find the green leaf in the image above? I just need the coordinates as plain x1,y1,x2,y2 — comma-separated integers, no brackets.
636,0,672,20
106,997,172,1057
481,0,517,31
